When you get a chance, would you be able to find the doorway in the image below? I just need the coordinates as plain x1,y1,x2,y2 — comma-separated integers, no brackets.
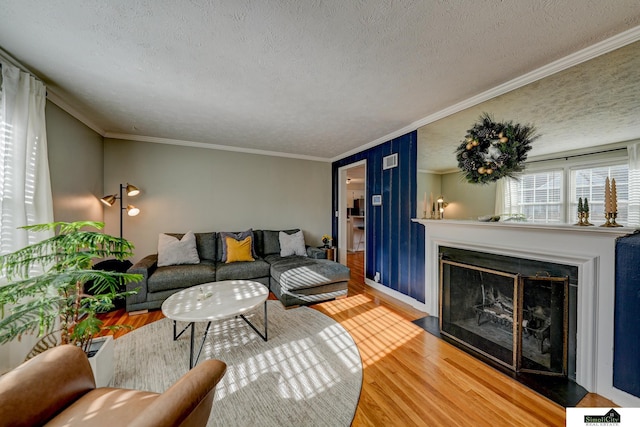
338,161,366,273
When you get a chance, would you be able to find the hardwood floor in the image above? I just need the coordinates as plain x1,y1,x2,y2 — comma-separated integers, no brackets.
99,250,615,426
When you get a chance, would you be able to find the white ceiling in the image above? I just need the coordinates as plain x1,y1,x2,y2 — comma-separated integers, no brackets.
1,1,639,161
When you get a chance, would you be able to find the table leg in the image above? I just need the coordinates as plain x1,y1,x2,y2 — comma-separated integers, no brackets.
191,321,212,369
173,321,212,369
240,300,268,341
172,320,193,341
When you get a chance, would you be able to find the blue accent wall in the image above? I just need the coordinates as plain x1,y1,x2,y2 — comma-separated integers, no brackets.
332,131,425,303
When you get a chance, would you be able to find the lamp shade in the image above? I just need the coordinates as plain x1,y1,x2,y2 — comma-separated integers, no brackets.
100,194,117,206
126,184,140,197
127,205,140,216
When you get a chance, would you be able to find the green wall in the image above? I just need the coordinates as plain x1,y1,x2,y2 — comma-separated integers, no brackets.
46,102,104,223
104,139,332,261
441,172,497,219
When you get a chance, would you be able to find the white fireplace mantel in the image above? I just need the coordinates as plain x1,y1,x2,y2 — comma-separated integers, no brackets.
413,218,639,407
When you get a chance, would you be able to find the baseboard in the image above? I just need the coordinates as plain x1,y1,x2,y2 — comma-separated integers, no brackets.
364,278,429,313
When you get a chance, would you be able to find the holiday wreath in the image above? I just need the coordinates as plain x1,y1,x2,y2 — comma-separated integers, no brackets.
455,113,539,184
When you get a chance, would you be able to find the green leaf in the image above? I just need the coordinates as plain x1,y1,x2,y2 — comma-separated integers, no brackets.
0,221,140,347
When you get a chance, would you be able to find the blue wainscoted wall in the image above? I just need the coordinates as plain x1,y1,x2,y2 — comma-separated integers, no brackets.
332,131,425,303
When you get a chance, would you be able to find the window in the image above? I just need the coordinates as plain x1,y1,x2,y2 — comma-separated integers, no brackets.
504,170,563,222
499,156,638,225
571,164,629,224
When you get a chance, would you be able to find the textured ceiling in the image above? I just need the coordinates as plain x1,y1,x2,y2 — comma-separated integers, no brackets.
418,40,640,172
0,1,639,161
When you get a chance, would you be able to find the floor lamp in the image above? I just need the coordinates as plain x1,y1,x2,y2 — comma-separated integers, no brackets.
101,183,141,239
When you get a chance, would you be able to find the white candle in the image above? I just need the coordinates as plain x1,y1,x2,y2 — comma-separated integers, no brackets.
423,192,427,215
604,177,611,214
611,178,618,213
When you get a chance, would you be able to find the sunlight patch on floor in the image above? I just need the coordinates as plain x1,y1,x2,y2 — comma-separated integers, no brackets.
204,318,360,402
319,294,424,368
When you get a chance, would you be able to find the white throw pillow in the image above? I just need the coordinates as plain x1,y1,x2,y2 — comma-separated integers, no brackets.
279,230,307,257
157,231,200,267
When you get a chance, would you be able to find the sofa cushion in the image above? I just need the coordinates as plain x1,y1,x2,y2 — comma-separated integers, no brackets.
215,259,270,281
262,229,299,256
279,230,307,257
218,230,258,262
267,255,350,292
224,236,255,263
167,232,216,261
251,230,264,258
147,260,216,293
157,232,200,267
270,280,348,307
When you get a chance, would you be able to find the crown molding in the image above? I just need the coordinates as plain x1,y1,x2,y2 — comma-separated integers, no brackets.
104,132,331,162
418,168,458,175
332,25,640,163
46,89,106,136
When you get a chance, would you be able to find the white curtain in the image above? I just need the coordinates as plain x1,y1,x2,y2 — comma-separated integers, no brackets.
494,176,517,217
0,61,54,372
0,62,54,256
628,142,640,228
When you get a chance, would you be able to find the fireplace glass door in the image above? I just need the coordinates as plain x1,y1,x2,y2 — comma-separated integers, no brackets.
440,260,519,370
440,259,569,376
517,275,568,376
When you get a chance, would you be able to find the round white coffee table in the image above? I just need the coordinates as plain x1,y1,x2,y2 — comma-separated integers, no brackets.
161,280,269,369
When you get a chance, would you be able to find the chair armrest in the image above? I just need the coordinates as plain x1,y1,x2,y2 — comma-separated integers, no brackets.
307,246,326,259
130,359,227,427
126,254,158,307
0,345,95,426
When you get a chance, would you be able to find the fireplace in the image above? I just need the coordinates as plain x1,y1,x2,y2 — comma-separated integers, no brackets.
413,219,639,407
438,246,577,381
440,259,568,376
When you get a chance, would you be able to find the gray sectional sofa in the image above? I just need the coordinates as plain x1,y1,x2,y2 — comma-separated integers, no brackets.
126,229,350,312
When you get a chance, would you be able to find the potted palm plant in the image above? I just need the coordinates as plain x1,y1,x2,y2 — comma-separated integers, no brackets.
0,221,141,385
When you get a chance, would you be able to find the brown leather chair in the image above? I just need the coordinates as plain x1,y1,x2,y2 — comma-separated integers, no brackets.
0,344,226,427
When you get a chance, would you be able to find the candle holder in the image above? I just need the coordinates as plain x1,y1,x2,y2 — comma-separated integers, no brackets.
576,211,593,226
574,198,593,226
601,212,623,227
574,210,581,226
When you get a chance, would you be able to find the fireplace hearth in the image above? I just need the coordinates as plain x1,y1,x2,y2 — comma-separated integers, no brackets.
412,314,587,407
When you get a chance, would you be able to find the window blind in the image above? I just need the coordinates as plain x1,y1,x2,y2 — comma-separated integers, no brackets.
571,164,629,224
509,170,564,223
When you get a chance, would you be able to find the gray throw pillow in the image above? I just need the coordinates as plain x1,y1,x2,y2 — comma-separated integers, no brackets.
279,230,307,257
220,229,257,262
157,231,200,267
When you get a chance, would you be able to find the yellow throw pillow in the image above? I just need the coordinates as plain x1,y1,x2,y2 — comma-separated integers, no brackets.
225,236,255,263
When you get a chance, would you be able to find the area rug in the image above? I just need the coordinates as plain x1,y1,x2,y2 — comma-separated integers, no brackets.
113,301,362,427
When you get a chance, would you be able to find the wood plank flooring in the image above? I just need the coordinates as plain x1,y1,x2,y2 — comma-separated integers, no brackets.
99,250,615,426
